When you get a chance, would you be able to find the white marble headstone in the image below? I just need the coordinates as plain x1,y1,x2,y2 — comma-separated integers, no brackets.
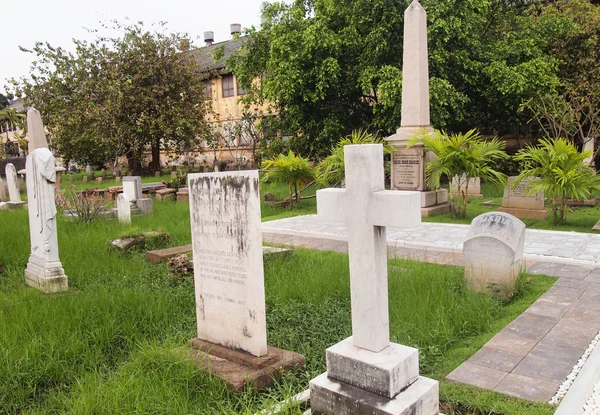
5,163,21,203
188,170,267,357
122,176,142,201
464,212,525,300
116,194,131,224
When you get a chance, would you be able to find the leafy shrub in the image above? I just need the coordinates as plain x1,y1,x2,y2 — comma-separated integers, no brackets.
261,151,315,205
55,186,111,223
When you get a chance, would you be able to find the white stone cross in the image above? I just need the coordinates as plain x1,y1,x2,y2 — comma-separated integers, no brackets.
317,144,421,353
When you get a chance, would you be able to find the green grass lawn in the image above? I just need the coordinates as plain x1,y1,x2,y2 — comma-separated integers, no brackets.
0,200,556,415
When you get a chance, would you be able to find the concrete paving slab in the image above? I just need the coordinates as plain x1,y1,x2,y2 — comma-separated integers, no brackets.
485,332,538,356
467,347,524,372
446,363,508,390
543,328,596,350
513,354,574,383
494,373,560,402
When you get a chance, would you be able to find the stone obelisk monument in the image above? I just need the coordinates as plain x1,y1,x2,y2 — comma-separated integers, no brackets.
24,108,68,293
387,0,449,216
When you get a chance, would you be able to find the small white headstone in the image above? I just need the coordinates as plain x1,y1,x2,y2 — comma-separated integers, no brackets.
116,194,132,224
464,212,525,301
450,175,482,198
583,137,595,167
0,178,6,202
188,170,267,357
5,163,21,203
122,176,142,201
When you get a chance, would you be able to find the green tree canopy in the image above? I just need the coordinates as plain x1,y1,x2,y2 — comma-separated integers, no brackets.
230,0,592,159
10,21,209,173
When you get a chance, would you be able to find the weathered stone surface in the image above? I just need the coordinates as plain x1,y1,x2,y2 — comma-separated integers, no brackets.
464,212,525,301
420,190,436,207
0,178,5,202
188,170,267,357
310,373,439,415
176,188,189,203
122,176,142,201
326,337,419,398
136,198,153,214
116,194,131,224
24,108,68,293
5,163,21,203
450,175,483,198
111,238,138,250
392,148,426,191
436,188,448,204
498,177,548,220
155,188,177,201
186,339,304,391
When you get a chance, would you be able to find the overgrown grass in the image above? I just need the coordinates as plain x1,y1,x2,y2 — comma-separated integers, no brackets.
0,200,555,414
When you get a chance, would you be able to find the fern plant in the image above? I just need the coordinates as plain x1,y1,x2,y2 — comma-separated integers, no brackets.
514,137,600,224
408,129,508,218
261,151,314,205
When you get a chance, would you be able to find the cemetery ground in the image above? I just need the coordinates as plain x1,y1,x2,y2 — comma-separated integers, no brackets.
0,195,558,415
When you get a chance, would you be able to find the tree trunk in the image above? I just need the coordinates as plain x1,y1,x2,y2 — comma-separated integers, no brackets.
127,154,142,176
151,139,161,172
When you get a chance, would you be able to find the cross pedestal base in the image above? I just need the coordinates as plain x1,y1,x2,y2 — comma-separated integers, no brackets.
310,373,439,415
25,256,68,293
325,337,419,398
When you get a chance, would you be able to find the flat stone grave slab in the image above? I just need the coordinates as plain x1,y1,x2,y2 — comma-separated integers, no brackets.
146,244,292,263
186,338,304,391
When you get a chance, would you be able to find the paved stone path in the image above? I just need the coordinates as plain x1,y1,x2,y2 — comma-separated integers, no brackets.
262,215,600,404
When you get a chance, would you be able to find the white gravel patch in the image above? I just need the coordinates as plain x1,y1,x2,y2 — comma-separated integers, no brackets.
583,381,600,414
550,330,600,405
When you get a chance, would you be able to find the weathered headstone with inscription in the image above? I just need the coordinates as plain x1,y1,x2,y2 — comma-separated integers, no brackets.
310,144,438,415
386,0,449,216
464,212,525,301
186,170,304,390
450,175,483,198
498,176,548,220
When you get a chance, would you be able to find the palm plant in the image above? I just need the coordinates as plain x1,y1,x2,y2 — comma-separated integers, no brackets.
0,108,26,158
316,130,394,187
408,129,508,218
514,137,600,224
261,150,315,205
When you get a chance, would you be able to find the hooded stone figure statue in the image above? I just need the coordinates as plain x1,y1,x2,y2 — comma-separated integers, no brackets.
24,107,68,293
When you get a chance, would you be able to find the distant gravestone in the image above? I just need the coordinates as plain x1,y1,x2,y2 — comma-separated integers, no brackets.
122,176,142,201
24,108,68,293
0,178,5,202
5,163,22,204
310,144,439,415
101,168,106,179
450,175,483,198
498,176,548,220
187,170,304,390
116,194,131,224
464,212,525,301
583,137,595,167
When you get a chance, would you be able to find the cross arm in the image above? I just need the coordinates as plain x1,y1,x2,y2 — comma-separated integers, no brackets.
316,188,348,223
369,190,421,228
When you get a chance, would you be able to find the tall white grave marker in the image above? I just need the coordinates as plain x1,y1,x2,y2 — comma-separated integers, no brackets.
24,108,68,293
116,194,132,224
310,144,439,415
386,0,449,214
186,170,304,390
188,170,267,356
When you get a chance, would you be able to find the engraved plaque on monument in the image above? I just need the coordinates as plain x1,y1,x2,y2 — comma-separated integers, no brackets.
188,170,267,357
392,148,425,191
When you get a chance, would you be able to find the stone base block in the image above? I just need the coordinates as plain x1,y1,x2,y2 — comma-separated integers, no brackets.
25,257,68,293
497,207,548,221
310,373,439,415
3,201,26,209
136,198,153,214
155,188,177,201
421,203,450,217
326,337,418,398
451,192,484,199
176,189,189,203
421,191,437,208
187,338,305,391
436,189,448,204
